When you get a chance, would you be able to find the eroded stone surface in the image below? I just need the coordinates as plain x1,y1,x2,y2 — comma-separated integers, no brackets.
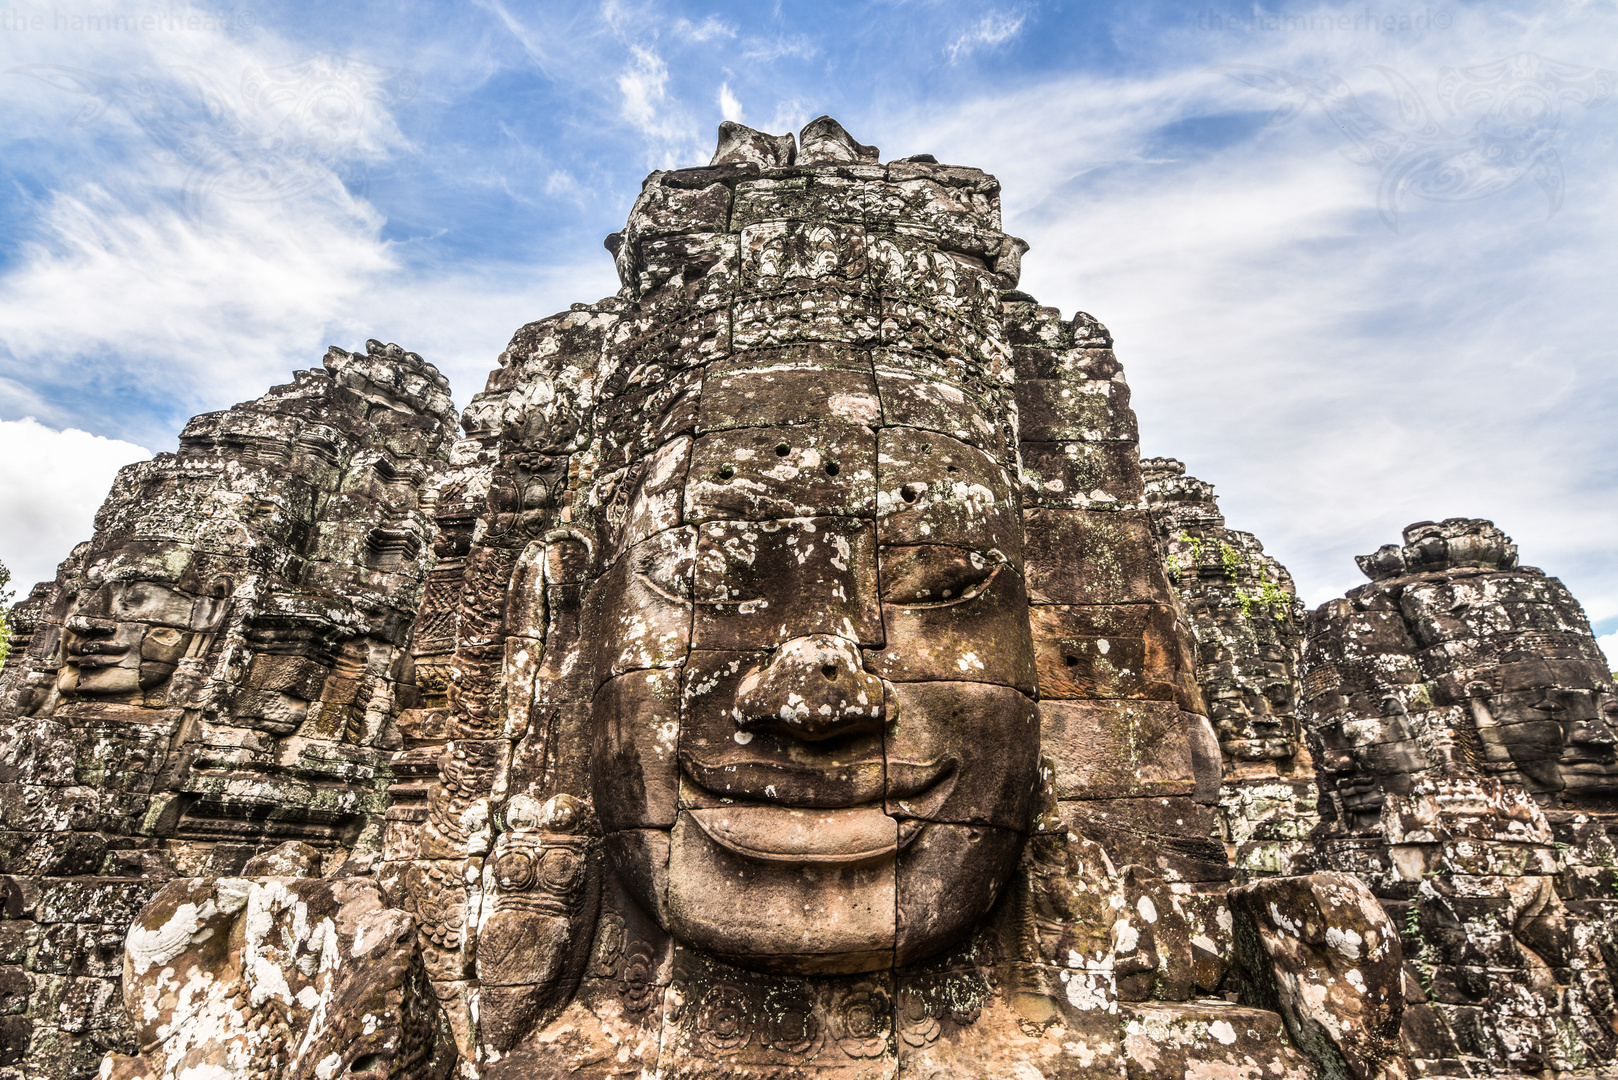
106,859,454,1080
1231,872,1405,1080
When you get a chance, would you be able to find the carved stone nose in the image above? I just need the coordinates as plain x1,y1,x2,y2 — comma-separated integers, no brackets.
734,634,887,741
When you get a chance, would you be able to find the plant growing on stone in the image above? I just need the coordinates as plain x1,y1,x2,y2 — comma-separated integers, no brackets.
1601,850,1618,897
1233,587,1255,618
1178,530,1205,564
1403,894,1436,999
0,557,11,664
1219,540,1243,578
1258,578,1288,622
1229,578,1288,622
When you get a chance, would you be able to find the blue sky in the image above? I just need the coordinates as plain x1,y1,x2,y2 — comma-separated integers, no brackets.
3,0,1617,662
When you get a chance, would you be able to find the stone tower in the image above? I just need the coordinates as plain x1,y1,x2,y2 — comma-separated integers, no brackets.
0,343,456,1076
1302,518,1618,1074
1142,457,1319,879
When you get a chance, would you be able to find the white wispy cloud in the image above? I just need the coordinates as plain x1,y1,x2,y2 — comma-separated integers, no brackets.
0,1,620,447
946,9,1027,62
738,33,819,63
0,418,150,590
618,44,670,133
6,0,1618,660
1,182,394,409
718,81,744,122
885,6,1618,626
472,0,568,77
611,42,706,165
675,15,738,42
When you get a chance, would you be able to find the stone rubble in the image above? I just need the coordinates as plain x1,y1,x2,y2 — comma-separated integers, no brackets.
0,119,1611,1080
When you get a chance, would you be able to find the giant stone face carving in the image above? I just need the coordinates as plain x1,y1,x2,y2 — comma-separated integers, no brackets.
589,359,1039,974
377,117,1360,1080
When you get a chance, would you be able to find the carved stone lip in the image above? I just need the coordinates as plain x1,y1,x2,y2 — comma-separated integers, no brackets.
679,755,954,808
680,757,956,864
680,755,885,807
67,651,127,669
686,804,927,864
1561,759,1618,775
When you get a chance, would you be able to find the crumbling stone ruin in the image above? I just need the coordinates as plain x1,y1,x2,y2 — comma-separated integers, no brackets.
0,118,1610,1080
1143,458,1318,879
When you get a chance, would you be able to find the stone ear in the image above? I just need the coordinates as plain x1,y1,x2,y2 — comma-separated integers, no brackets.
505,541,550,641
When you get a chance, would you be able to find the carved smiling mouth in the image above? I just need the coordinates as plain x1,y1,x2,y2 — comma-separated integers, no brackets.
680,757,957,864
67,648,129,670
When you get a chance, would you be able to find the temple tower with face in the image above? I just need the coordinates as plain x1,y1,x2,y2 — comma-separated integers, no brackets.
0,342,456,1075
369,118,1382,1080
1302,518,1618,1074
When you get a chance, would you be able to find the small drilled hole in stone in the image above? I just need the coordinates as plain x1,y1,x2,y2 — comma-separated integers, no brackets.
1064,655,1079,667
825,461,840,476
900,484,920,503
821,664,837,680
775,442,791,457
718,464,736,480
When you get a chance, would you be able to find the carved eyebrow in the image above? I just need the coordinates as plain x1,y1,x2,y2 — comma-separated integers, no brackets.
689,595,762,608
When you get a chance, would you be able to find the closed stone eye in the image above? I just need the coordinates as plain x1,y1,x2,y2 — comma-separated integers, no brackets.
880,545,1000,607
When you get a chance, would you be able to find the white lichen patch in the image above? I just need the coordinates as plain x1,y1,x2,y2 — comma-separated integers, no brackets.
1324,925,1362,960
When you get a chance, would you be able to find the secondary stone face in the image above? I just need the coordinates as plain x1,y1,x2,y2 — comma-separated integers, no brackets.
0,342,455,1076
1144,458,1318,880
6,118,1603,1080
1301,518,1618,1075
